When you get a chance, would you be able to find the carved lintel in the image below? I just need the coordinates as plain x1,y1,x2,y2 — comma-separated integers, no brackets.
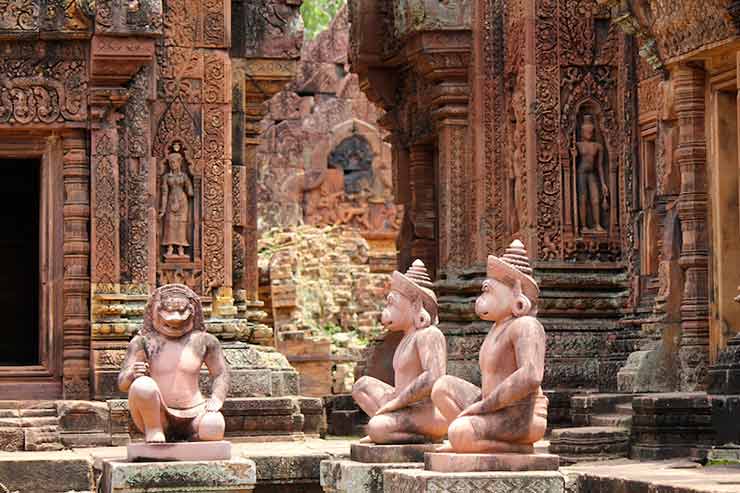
90,35,156,86
241,58,299,98
409,32,473,81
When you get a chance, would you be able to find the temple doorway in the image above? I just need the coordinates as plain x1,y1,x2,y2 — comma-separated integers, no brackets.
0,158,40,366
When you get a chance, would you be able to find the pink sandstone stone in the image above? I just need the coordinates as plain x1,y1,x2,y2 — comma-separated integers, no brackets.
351,260,448,444
350,443,439,463
127,440,232,461
424,452,560,473
430,241,549,454
118,284,230,444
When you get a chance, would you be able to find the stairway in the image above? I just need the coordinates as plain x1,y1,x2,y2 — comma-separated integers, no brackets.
324,394,368,437
589,402,634,428
549,393,637,464
0,401,63,452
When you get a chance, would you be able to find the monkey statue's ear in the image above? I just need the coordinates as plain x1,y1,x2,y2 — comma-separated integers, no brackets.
414,306,432,330
512,295,532,317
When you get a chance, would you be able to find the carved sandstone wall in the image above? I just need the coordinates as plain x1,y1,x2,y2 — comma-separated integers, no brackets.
257,7,400,252
0,0,305,400
348,0,637,391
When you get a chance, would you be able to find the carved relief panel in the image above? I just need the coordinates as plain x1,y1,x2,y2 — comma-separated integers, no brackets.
531,0,632,262
504,1,527,239
151,0,232,296
0,41,88,125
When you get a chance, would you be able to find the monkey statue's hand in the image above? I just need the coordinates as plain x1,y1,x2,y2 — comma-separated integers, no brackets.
205,398,223,413
133,362,149,379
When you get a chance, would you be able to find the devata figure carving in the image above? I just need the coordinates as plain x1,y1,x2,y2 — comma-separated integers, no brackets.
118,284,230,443
352,260,448,444
570,114,609,234
432,240,548,453
159,142,194,259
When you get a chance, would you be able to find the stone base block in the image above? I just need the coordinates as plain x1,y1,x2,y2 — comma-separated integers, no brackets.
383,469,565,493
321,459,423,493
0,457,92,493
351,443,439,463
631,392,714,460
425,453,560,473
102,458,256,493
548,426,629,465
127,440,231,461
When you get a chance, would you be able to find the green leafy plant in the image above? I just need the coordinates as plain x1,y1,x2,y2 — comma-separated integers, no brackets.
300,0,346,39
321,322,344,336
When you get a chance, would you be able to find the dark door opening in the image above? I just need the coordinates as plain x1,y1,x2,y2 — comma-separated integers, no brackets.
0,158,40,366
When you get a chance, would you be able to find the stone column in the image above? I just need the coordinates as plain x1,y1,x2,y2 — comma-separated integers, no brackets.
675,65,710,391
62,133,91,399
407,143,437,275
237,59,297,313
432,82,470,276
242,87,267,303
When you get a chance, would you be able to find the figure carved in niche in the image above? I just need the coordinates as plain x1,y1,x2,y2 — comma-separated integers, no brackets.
118,284,229,443
570,114,609,234
431,240,548,453
159,142,194,260
352,260,447,443
329,135,374,194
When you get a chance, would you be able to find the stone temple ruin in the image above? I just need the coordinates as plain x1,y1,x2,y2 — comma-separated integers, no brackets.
2,0,740,491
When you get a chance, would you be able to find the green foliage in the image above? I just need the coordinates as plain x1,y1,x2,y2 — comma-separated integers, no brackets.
321,323,344,336
301,0,346,39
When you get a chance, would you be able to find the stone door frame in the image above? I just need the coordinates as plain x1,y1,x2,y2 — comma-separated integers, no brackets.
0,131,85,399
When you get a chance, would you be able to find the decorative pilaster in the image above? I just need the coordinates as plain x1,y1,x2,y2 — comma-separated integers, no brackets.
675,65,709,391
90,90,126,295
62,134,91,399
203,52,236,317
433,83,469,274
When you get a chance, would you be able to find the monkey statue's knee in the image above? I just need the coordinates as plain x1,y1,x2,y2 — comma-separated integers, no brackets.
447,418,475,452
367,414,395,444
351,376,371,398
198,411,226,441
431,376,453,403
129,376,160,402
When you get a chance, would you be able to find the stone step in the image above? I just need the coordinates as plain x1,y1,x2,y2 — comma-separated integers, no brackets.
571,393,636,414
0,416,61,428
615,402,634,415
0,454,91,492
549,426,630,466
20,407,57,418
24,425,64,452
571,393,639,426
590,413,632,428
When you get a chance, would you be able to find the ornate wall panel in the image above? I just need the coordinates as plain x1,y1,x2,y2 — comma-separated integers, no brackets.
63,134,91,398
534,0,562,261
0,42,87,126
91,122,121,291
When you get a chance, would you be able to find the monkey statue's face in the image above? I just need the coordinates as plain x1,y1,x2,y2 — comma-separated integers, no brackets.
153,293,195,338
475,279,515,322
381,290,416,332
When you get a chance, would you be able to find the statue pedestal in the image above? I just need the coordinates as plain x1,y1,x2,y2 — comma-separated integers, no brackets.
321,443,438,492
424,452,560,472
127,440,231,461
321,458,422,493
351,443,439,463
101,458,256,493
384,469,565,493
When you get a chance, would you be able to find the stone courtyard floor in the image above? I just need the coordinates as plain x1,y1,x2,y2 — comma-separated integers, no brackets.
1,438,740,492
